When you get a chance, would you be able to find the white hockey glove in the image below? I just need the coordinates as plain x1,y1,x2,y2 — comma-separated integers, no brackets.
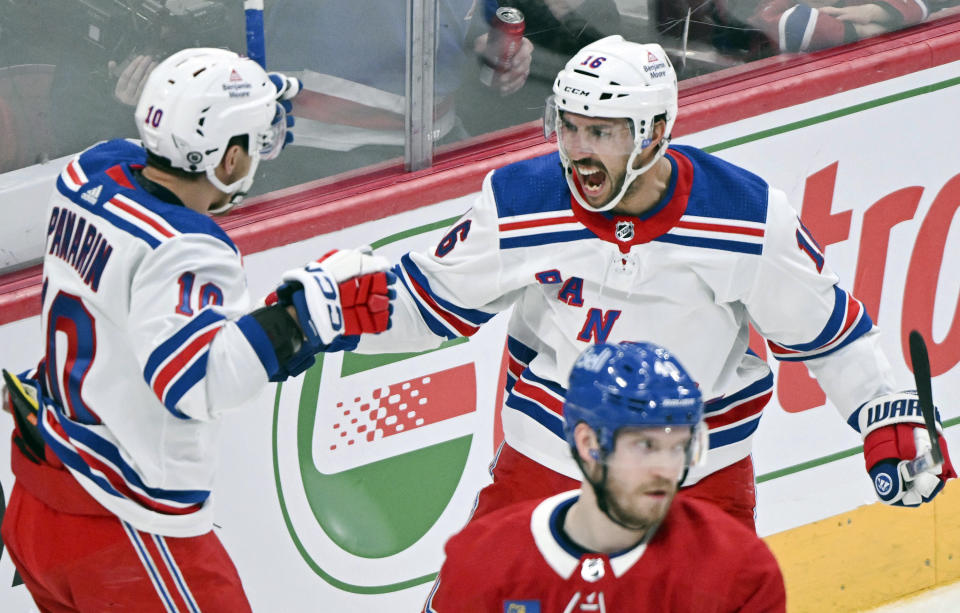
275,247,395,353
852,391,956,507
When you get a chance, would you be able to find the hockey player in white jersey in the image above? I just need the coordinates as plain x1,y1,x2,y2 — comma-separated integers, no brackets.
349,35,954,529
1,48,393,612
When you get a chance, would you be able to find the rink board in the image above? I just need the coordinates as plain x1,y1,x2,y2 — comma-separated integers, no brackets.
2,29,960,613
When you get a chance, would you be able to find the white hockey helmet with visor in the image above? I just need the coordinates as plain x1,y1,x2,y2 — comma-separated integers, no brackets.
544,36,678,212
135,48,287,211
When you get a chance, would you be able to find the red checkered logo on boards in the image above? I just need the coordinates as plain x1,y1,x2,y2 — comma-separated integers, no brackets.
328,364,476,451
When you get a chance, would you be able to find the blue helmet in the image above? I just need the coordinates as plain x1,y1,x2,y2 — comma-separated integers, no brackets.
563,341,706,461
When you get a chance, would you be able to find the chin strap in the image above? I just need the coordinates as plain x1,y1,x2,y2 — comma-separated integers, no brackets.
204,154,261,215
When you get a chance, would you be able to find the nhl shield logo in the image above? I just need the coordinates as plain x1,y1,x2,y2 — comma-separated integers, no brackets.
581,557,605,582
615,221,634,242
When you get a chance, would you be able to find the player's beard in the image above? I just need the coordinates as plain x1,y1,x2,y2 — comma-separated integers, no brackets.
572,158,627,209
596,472,677,532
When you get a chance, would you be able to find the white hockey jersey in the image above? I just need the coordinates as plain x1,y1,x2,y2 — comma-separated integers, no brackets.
358,146,896,483
35,140,279,536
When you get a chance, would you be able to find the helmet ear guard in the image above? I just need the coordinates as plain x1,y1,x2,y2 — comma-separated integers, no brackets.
545,36,678,212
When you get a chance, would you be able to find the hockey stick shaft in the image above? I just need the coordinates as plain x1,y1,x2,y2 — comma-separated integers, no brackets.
909,330,943,466
245,0,266,68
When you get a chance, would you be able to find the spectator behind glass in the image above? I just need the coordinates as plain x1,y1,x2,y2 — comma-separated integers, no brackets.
749,0,952,53
0,0,239,173
500,0,621,69
257,0,533,192
655,0,960,78
654,0,777,77
458,0,621,139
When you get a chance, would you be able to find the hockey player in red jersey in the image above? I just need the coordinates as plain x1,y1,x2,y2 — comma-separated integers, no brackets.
1,48,393,612
348,34,954,530
424,341,786,612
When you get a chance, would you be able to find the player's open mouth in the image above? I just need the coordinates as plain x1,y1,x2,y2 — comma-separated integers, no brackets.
575,164,607,197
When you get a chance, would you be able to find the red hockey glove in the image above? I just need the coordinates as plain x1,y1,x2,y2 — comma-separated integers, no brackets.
278,247,395,342
310,248,395,336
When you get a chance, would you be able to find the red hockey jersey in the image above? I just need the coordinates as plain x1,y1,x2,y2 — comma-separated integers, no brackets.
424,490,785,612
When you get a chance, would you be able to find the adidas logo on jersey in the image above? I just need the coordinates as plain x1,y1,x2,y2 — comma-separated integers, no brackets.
80,185,102,205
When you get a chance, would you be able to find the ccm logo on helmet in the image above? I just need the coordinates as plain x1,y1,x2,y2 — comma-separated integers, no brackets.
563,86,590,96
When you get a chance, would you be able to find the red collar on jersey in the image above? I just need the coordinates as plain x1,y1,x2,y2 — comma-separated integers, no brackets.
570,148,693,254
105,164,138,190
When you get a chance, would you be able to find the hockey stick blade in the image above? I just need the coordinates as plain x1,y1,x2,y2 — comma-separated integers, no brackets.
903,330,943,479
2,368,46,462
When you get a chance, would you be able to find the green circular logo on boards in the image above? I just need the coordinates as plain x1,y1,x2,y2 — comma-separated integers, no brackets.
271,219,503,593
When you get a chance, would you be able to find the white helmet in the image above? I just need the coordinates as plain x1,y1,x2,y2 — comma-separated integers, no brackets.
544,36,678,212
135,48,285,209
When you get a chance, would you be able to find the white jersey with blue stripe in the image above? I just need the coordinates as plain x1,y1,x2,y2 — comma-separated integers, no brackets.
38,139,279,536
356,145,896,484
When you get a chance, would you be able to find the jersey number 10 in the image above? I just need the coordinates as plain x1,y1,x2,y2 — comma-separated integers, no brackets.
176,272,223,316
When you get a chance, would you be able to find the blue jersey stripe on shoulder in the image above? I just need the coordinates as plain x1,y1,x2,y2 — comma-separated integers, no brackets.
490,152,570,219
500,229,595,250
653,233,763,255
670,145,769,225
57,179,163,249
78,138,147,171
71,140,239,253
